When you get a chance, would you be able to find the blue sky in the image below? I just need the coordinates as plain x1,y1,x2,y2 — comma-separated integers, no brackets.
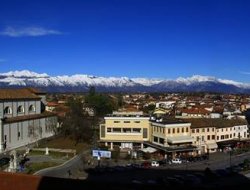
0,0,250,82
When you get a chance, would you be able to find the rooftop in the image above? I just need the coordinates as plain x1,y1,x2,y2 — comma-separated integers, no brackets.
106,111,149,118
150,117,191,125
184,118,248,128
0,88,41,100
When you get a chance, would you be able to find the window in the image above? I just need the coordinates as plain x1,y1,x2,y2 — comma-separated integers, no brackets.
202,136,204,141
217,136,219,140
192,129,195,133
134,121,140,123
114,121,120,123
212,128,215,132
186,127,189,132
173,128,175,134
168,128,171,134
124,121,130,123
177,128,180,133
221,129,223,132
132,128,141,133
153,136,158,143
230,134,232,138
143,128,148,138
196,129,199,133
123,128,131,133
225,135,229,139
207,128,210,132
107,128,112,132
113,128,121,133
17,105,24,113
182,128,184,133
29,105,35,112
234,133,235,137
159,138,164,144
101,125,105,138
196,136,199,141
202,129,205,132
207,135,210,140
212,135,215,140
4,106,12,114
221,135,224,140
18,132,21,140
28,126,34,137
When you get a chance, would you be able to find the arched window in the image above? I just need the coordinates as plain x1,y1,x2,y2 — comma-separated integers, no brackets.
17,105,24,113
29,105,36,112
4,106,12,114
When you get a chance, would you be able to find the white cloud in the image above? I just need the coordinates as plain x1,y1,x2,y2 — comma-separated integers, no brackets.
239,71,250,75
0,26,63,37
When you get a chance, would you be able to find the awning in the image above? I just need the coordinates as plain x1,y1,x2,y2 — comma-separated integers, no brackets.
141,147,157,153
207,143,218,149
167,136,193,144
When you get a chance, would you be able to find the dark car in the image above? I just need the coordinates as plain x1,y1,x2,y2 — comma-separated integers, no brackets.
141,161,151,168
0,157,10,167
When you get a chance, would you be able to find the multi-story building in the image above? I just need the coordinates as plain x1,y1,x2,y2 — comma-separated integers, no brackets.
0,88,57,152
100,111,249,157
99,111,150,150
150,119,195,158
188,118,248,153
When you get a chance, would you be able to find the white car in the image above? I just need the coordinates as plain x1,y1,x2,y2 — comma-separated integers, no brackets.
171,158,182,164
151,161,160,167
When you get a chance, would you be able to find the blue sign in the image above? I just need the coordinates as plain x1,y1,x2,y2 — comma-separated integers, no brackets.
92,150,111,158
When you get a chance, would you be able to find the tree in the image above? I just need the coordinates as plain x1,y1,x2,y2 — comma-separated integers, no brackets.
143,104,156,114
85,87,114,117
117,94,124,108
61,97,93,144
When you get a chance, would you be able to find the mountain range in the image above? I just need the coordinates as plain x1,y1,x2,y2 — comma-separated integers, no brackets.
0,70,250,93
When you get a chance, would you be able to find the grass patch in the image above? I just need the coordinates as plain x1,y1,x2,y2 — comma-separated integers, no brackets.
38,136,91,154
25,162,59,174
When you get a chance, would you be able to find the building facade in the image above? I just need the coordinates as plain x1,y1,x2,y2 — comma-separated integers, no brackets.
0,88,57,152
99,111,150,150
100,112,249,156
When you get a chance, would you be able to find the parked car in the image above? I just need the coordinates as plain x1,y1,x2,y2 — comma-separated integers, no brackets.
158,160,167,166
151,160,159,167
141,161,151,168
171,158,182,164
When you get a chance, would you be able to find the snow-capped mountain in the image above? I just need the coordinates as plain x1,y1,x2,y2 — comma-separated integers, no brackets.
0,70,250,93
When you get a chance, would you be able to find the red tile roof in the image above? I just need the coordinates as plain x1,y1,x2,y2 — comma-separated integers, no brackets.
0,88,41,100
181,108,210,115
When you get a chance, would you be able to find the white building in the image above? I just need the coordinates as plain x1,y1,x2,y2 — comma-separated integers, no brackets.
0,88,57,152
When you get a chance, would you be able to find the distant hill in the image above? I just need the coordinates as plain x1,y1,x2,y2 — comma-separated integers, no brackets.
0,70,250,93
